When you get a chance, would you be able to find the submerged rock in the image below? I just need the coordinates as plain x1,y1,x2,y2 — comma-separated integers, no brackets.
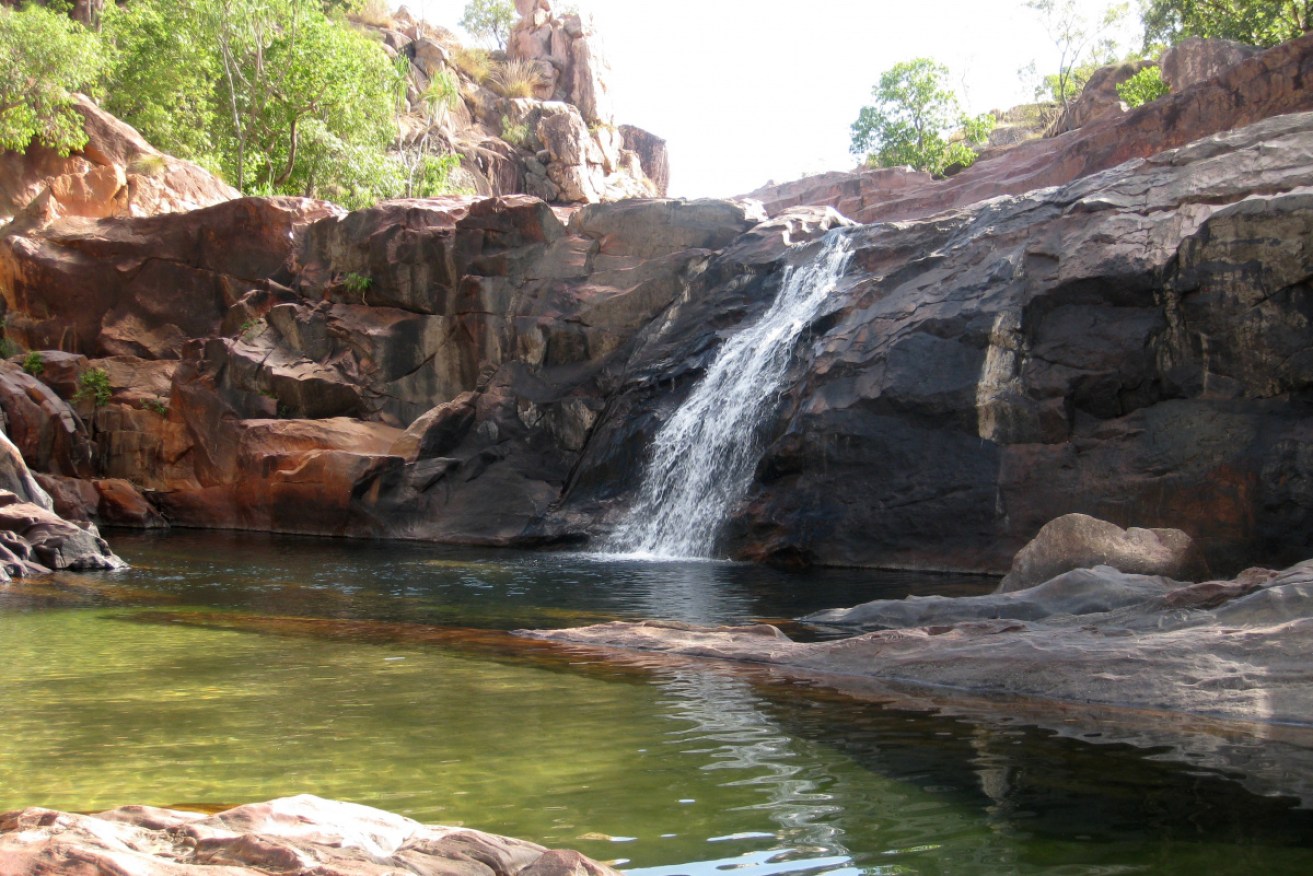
0,794,621,876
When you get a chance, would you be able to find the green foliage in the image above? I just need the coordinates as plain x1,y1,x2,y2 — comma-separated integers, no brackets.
1142,0,1310,47
100,0,221,167
97,0,457,208
144,397,170,416
0,4,107,155
500,115,530,148
74,367,112,408
460,0,515,50
1117,65,1170,106
0,337,19,359
21,351,44,377
849,58,993,177
343,272,372,303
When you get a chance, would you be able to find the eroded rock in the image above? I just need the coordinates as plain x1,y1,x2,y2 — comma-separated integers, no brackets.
0,794,621,876
523,558,1313,726
996,513,1200,593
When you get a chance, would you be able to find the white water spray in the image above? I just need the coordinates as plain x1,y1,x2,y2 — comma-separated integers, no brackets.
605,233,853,559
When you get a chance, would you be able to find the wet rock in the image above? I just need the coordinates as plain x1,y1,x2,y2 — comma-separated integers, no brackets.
997,513,1200,593
0,794,621,876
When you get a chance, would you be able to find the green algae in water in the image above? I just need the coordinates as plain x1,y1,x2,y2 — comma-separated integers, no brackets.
3,533,1313,875
0,606,992,870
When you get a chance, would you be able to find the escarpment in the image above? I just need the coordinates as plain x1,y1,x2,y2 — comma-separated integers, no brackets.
0,35,1311,577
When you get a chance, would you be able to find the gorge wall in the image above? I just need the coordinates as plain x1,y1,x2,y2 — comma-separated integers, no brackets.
1,35,1312,575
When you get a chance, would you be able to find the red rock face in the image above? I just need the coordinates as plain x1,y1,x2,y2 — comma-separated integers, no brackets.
1,196,341,357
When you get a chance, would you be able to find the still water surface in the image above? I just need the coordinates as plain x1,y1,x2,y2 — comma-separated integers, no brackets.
2,531,1313,875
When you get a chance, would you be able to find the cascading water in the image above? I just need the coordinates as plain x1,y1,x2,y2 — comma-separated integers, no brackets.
605,231,853,559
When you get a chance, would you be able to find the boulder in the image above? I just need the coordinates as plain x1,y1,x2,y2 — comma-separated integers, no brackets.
0,362,94,478
619,125,670,197
1159,37,1263,91
0,488,125,579
0,95,236,225
996,513,1200,593
0,794,621,876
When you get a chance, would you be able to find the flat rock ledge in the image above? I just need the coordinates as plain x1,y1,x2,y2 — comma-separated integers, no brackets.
0,794,620,876
520,560,1313,726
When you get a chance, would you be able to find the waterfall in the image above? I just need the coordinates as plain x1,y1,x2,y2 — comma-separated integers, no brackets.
605,232,853,559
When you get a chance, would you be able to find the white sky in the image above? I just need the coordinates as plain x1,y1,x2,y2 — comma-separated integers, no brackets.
402,1,1142,198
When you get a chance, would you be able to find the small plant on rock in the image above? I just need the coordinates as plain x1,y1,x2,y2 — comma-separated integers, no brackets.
144,398,169,417
21,351,43,376
343,272,373,304
453,47,493,83
127,153,168,178
74,367,112,408
500,116,530,148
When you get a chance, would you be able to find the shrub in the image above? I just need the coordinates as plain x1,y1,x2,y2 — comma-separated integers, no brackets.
489,59,547,99
453,47,493,83
21,351,43,376
1117,66,1170,107
74,368,112,407
144,398,169,416
500,116,530,148
423,69,461,121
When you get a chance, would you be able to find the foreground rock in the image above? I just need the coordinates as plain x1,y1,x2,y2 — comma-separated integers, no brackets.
0,794,619,876
522,559,1313,726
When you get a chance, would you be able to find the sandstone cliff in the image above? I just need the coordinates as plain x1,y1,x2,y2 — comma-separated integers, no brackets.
0,36,1310,576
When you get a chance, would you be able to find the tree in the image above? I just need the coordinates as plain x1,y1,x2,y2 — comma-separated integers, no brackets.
849,58,994,177
1141,0,1311,48
460,0,515,50
1026,0,1127,111
100,0,221,168
0,3,106,155
101,0,413,205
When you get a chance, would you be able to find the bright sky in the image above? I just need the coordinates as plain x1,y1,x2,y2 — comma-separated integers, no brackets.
404,1,1142,198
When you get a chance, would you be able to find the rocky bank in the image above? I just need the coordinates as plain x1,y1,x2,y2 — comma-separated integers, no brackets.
0,794,619,876
0,34,1312,578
